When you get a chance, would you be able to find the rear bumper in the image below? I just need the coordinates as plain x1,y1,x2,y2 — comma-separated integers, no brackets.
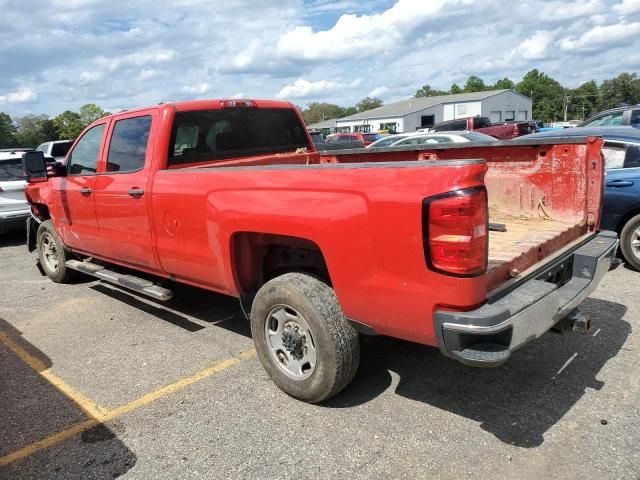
434,231,618,367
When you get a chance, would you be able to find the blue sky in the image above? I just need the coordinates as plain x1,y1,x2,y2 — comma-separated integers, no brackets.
0,0,639,117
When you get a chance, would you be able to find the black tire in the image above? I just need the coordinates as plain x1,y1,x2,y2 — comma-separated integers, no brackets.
250,272,360,403
620,214,640,271
37,220,76,283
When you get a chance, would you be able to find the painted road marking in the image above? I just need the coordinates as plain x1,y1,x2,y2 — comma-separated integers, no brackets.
0,330,256,466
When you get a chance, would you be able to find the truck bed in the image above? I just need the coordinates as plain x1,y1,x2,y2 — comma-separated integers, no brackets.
488,207,581,275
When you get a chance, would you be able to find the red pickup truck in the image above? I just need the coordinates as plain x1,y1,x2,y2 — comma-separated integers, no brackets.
431,116,535,139
21,98,617,403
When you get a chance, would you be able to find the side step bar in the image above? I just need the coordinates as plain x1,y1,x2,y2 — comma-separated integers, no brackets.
66,259,174,302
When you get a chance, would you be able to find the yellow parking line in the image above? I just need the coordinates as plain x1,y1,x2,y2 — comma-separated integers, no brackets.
0,332,107,419
0,341,256,466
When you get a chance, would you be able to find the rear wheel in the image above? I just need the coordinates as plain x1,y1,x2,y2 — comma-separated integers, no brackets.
620,214,640,271
37,220,75,283
250,272,360,403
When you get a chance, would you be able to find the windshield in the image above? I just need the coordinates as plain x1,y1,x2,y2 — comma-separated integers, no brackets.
168,108,309,165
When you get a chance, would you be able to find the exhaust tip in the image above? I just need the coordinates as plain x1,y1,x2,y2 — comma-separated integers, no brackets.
570,312,591,335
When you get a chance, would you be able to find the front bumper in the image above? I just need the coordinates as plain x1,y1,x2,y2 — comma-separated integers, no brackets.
434,231,618,367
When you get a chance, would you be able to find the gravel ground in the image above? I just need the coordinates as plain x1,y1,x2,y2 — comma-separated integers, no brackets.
0,229,638,479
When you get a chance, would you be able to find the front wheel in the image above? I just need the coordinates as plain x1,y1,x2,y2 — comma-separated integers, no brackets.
37,220,76,283
250,272,360,403
620,214,640,271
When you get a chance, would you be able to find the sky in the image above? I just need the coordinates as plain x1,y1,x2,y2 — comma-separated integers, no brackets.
0,0,639,117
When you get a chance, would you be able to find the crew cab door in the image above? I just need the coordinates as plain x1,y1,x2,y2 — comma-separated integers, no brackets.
93,110,158,269
55,123,106,253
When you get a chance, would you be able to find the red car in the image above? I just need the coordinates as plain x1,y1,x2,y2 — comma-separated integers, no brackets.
326,132,378,146
22,98,617,403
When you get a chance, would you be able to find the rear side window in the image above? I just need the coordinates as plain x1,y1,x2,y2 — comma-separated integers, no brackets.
602,143,626,169
0,159,24,181
625,145,640,168
448,120,467,131
107,116,152,172
168,108,308,166
68,124,105,175
473,117,491,129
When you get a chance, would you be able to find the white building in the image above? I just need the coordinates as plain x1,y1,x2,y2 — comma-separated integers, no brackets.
334,89,532,133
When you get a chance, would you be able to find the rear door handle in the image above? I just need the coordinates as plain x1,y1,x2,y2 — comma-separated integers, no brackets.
128,188,145,197
80,188,92,195
606,180,634,188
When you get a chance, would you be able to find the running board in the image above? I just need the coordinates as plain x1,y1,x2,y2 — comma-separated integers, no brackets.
65,259,174,301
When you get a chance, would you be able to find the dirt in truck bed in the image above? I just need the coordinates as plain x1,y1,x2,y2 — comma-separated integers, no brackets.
487,206,579,273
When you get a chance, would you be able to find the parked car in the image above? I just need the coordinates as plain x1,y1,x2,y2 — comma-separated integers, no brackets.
430,116,528,139
326,132,379,146
308,131,326,148
366,133,414,148
524,126,640,269
23,98,616,403
35,140,74,163
390,131,497,147
578,105,640,128
0,149,30,232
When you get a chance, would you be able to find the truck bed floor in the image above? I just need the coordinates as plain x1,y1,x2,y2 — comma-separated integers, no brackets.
488,208,578,273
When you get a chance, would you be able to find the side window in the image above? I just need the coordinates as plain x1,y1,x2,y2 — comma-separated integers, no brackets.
602,143,626,169
625,144,640,169
106,116,152,172
449,120,467,131
68,124,105,175
631,110,640,127
587,111,624,127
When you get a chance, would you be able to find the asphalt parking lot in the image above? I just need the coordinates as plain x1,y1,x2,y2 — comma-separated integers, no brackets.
1,229,639,480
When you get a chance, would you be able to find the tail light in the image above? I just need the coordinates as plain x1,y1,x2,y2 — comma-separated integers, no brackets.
422,187,488,276
220,99,256,108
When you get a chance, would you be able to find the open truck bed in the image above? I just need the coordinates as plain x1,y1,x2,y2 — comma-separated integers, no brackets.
318,137,603,292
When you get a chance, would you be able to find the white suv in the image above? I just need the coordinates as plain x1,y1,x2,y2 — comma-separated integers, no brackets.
0,149,31,232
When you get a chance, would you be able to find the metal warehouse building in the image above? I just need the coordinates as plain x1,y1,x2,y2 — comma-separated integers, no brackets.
331,89,532,134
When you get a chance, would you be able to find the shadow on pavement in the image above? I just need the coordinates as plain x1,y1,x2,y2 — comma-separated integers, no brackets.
0,229,26,248
326,297,630,449
0,318,136,479
89,281,250,338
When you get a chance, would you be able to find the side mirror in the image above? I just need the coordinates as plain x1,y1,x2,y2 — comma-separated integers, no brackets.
22,151,48,183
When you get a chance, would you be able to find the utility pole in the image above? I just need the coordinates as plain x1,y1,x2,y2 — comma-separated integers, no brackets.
563,95,570,122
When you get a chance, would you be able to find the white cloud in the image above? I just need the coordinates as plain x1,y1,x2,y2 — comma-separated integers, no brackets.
181,83,210,95
0,87,36,103
276,78,339,99
559,21,640,52
368,86,389,98
230,92,246,99
513,31,555,60
613,0,640,15
276,0,450,62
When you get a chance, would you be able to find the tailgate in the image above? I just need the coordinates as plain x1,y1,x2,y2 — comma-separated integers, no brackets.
319,136,604,292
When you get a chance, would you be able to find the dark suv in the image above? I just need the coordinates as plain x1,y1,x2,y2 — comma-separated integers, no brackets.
578,105,640,127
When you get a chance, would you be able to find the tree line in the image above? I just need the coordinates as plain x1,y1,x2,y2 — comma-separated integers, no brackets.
0,104,110,149
300,70,640,125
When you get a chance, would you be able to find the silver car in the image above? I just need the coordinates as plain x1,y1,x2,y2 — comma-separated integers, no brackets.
0,149,30,231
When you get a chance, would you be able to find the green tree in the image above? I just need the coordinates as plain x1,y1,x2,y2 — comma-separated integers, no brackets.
79,103,110,127
493,78,515,90
340,106,358,117
0,112,17,148
53,110,84,139
570,80,599,119
300,102,345,125
598,73,640,110
516,69,566,122
415,84,447,98
355,97,383,112
449,83,463,94
14,115,56,148
463,76,486,92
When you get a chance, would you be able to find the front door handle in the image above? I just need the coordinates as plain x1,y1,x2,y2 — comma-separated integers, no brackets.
606,180,634,188
128,188,145,197
80,188,92,195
